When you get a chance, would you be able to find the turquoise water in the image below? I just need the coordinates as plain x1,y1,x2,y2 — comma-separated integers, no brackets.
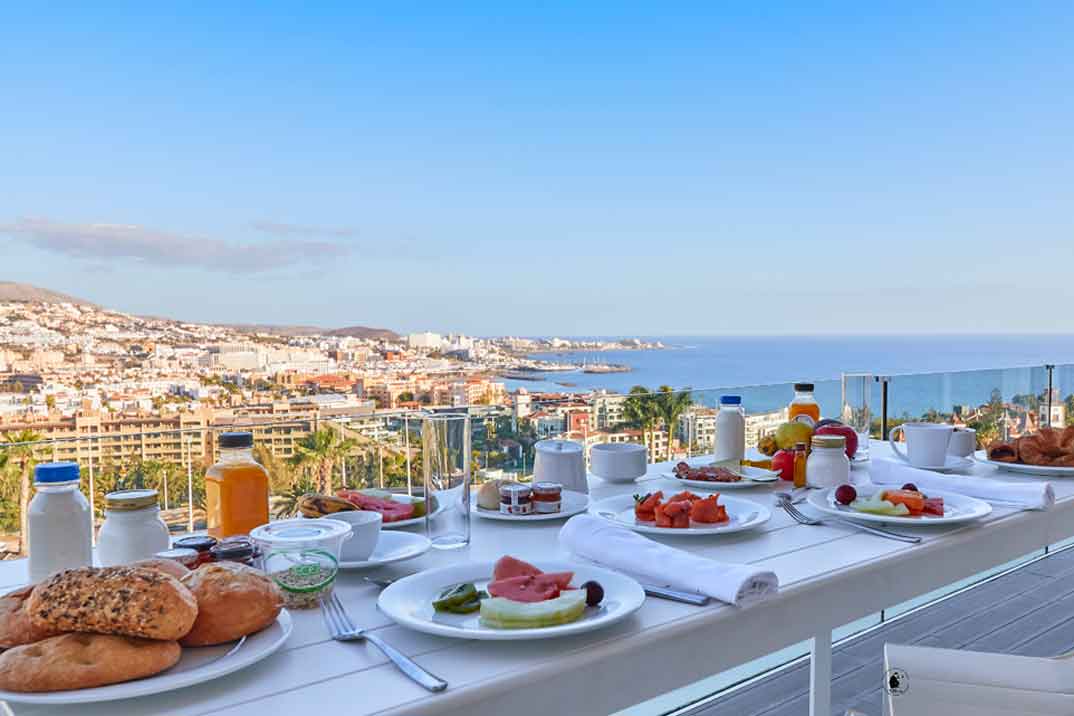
504,334,1074,417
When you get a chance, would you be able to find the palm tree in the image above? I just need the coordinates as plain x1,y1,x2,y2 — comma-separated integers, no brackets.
1,430,42,554
289,428,358,494
654,386,693,461
622,386,659,463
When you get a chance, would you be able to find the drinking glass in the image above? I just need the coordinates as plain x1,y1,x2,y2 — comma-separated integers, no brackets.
422,414,471,550
841,373,873,461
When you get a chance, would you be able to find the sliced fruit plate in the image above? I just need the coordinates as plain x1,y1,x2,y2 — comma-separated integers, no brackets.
659,457,779,489
378,558,645,640
589,492,770,536
332,489,445,529
806,486,991,526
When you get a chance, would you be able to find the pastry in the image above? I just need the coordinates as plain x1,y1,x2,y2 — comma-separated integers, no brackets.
179,562,283,647
0,633,180,692
0,586,60,649
1018,428,1065,466
129,557,191,580
29,566,198,641
986,441,1019,463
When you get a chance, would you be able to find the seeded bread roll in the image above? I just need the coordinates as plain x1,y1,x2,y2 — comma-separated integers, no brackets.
0,586,61,649
0,633,180,692
28,566,198,641
180,562,283,646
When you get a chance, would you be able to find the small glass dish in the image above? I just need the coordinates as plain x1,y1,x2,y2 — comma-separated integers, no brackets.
263,548,339,609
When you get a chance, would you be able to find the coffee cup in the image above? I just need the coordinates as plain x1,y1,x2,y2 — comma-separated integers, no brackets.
325,511,382,562
888,423,953,468
947,428,977,458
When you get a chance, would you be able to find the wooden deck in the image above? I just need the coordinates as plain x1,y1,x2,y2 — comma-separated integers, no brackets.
687,546,1074,716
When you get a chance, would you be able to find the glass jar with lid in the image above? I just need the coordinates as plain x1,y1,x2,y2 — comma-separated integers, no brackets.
806,434,850,489
97,489,171,567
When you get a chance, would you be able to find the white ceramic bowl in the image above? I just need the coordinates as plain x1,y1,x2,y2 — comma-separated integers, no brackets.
590,443,648,483
324,511,382,562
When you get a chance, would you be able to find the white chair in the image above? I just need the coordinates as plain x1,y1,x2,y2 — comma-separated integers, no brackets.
884,642,1074,715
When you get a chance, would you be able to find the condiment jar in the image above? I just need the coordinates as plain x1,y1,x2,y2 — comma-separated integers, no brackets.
250,519,352,609
531,482,562,514
210,536,259,565
807,435,850,489
27,462,92,582
155,547,200,569
173,535,218,565
97,489,170,567
499,483,533,515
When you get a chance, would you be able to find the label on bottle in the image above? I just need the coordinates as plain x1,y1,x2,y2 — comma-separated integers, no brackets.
791,414,816,428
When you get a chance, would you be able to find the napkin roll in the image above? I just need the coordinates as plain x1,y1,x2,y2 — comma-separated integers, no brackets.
871,457,1054,510
559,515,779,606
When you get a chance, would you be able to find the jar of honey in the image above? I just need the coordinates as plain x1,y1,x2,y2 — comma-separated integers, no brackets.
788,382,821,427
205,432,269,538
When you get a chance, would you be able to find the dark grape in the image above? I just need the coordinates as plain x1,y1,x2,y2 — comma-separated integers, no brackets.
901,483,918,492
580,580,604,607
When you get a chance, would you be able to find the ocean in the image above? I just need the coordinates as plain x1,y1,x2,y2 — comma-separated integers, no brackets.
502,335,1074,419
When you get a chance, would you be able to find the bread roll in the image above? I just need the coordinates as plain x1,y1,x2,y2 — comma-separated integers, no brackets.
0,586,61,649
28,566,197,641
0,633,180,692
180,562,283,647
130,557,190,580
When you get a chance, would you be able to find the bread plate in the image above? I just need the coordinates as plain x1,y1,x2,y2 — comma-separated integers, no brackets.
0,611,292,705
973,450,1074,477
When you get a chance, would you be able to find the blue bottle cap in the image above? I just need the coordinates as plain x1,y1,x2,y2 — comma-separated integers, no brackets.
720,395,742,405
34,462,80,484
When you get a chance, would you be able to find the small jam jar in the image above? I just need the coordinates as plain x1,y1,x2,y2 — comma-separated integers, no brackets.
500,483,533,515
531,482,563,514
210,536,258,565
173,535,218,566
154,547,200,569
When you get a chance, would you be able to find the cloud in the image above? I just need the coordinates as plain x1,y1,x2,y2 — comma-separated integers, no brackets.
250,220,360,238
0,217,351,273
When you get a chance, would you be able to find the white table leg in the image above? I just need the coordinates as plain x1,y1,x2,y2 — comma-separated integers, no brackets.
810,630,833,716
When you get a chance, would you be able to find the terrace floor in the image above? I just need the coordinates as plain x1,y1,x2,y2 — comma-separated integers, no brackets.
687,546,1074,716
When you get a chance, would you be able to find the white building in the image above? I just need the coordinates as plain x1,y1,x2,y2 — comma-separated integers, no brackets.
407,332,444,350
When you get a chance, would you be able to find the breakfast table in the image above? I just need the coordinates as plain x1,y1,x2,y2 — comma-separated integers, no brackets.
3,440,1074,716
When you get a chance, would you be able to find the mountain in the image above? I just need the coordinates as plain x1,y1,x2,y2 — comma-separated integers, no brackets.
325,326,400,341
0,282,95,306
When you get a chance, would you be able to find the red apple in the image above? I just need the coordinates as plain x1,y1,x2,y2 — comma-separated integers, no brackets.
816,423,859,458
771,449,795,481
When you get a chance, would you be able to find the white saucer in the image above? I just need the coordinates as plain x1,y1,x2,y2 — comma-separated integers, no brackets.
895,454,974,473
337,530,431,570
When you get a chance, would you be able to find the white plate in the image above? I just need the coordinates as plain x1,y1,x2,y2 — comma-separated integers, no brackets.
471,490,590,521
0,611,292,705
806,488,992,526
375,494,445,529
588,493,771,535
379,560,644,640
891,454,974,473
338,530,431,569
973,450,1074,477
660,460,780,489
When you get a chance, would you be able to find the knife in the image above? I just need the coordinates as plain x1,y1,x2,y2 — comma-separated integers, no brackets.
641,584,710,605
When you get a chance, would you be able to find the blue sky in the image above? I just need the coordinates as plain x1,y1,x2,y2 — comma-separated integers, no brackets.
1,2,1071,335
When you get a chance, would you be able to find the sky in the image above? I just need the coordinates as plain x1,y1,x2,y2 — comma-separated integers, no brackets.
1,2,1071,336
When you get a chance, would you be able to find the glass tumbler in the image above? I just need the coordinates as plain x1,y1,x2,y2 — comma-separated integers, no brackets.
841,373,873,462
422,413,471,550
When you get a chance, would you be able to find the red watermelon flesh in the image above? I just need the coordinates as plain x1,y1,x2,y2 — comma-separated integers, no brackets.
487,572,575,603
336,490,415,522
492,555,543,581
923,497,944,516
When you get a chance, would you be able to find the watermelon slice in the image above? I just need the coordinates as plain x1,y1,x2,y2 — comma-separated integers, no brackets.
336,489,415,522
922,497,944,516
492,555,542,581
487,572,574,603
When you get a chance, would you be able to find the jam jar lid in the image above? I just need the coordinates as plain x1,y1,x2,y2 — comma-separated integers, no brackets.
532,482,563,495
174,535,218,553
499,483,532,498
210,536,258,561
154,547,199,566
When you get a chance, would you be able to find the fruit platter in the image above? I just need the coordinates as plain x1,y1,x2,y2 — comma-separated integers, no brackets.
588,491,770,536
377,556,645,640
806,484,991,526
300,490,443,529
660,459,779,489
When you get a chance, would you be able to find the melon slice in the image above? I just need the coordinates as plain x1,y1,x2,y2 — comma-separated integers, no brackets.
480,590,587,629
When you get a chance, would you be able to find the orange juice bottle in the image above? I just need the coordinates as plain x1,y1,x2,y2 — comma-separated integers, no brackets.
205,431,269,538
788,382,821,426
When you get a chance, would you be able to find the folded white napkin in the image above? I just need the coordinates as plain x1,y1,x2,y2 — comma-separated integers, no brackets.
558,515,779,606
871,457,1054,510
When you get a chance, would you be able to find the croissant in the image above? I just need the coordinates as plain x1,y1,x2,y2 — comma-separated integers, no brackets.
987,441,1019,463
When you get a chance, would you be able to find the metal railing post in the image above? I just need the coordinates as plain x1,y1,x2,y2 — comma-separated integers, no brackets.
1045,364,1055,428
877,376,891,439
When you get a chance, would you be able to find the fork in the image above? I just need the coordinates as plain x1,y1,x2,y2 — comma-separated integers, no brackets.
320,592,448,692
776,493,921,544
